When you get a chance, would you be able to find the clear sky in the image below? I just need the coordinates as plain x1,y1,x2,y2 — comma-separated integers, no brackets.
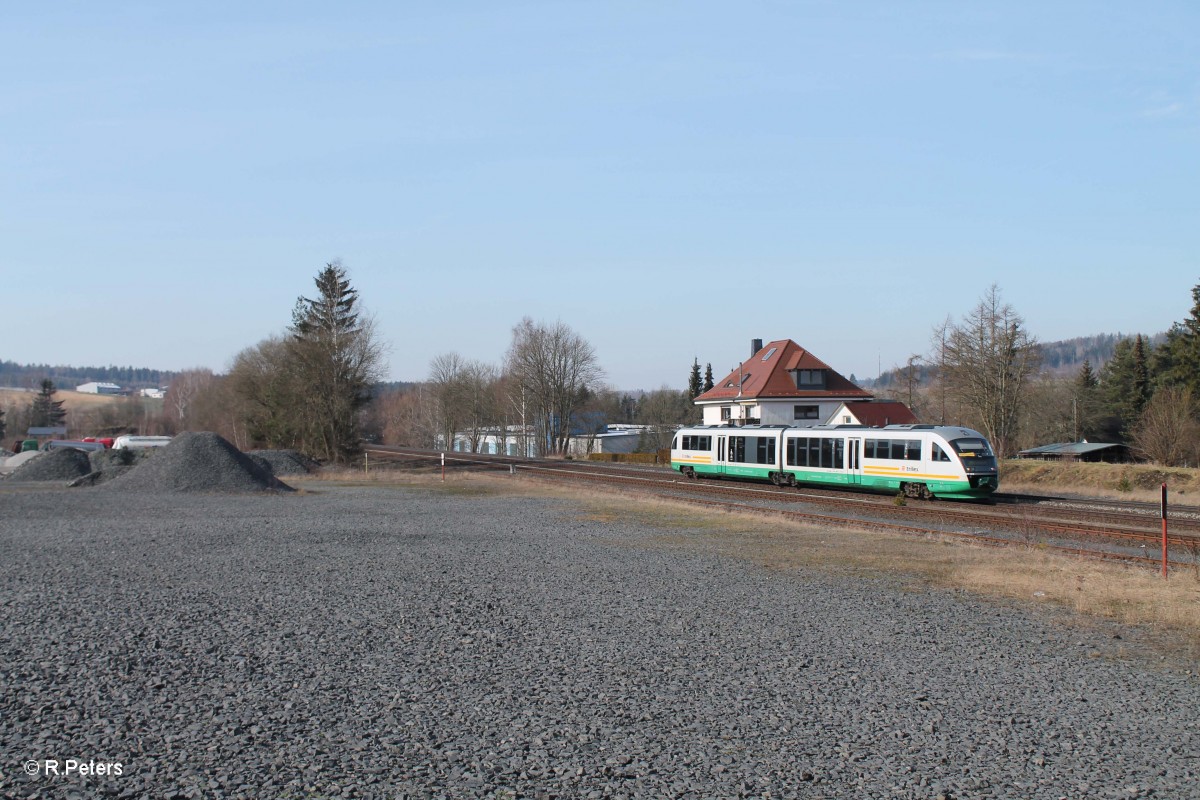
4,2,1197,390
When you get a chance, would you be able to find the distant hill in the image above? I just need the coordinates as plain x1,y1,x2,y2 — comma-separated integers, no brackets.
0,360,176,390
868,332,1166,389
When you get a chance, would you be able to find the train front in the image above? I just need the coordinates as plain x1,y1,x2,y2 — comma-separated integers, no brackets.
947,432,999,498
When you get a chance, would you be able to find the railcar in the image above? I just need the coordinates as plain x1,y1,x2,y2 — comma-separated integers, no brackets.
670,424,998,500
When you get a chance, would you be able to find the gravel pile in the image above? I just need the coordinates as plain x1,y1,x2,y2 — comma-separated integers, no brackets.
5,447,92,482
248,448,319,476
1,485,1197,799
103,431,293,493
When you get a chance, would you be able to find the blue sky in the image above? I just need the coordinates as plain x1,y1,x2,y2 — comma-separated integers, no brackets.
4,2,1197,389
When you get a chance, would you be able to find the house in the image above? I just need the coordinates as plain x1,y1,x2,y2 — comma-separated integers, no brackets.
826,400,919,427
693,339,881,427
76,382,123,395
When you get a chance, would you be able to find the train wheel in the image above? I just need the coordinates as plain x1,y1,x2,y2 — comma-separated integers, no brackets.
683,466,696,479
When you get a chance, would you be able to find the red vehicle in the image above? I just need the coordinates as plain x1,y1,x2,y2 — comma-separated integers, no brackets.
82,437,116,449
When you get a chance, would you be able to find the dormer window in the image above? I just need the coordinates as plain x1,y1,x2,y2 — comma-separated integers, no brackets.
791,369,826,389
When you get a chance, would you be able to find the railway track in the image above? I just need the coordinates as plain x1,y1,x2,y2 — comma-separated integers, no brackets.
363,445,1200,569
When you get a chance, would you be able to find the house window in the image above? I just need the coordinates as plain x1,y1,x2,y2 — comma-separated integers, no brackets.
794,405,820,420
720,406,732,420
792,369,826,389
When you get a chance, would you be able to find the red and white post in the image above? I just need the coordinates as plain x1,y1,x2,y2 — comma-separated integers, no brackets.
1161,482,1168,579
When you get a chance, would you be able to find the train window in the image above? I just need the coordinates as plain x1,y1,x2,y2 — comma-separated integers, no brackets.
864,440,876,459
791,438,808,466
681,435,712,451
755,437,776,464
890,440,906,460
672,435,679,450
951,438,993,456
906,440,921,460
819,438,834,468
932,444,952,462
835,439,845,468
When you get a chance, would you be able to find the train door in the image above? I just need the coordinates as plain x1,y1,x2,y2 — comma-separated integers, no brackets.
846,437,862,486
717,436,727,475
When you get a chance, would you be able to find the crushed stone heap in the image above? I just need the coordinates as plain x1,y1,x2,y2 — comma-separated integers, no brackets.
7,448,92,483
247,449,319,476
105,431,294,493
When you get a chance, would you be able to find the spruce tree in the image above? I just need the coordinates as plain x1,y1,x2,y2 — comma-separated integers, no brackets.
1153,282,1200,394
687,359,702,400
703,363,715,392
1073,359,1101,441
29,379,67,427
1100,338,1153,440
286,261,383,463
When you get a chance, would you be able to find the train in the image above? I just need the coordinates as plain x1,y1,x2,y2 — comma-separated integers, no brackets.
670,423,998,500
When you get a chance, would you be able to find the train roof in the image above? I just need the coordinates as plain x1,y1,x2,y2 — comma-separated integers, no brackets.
674,423,990,441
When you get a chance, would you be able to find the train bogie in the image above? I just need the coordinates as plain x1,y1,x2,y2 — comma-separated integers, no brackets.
670,424,998,500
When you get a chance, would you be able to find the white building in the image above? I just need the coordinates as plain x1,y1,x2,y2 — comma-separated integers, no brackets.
75,381,123,395
692,339,872,427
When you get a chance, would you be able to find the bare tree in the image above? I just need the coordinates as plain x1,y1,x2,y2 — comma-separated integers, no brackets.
940,285,1040,459
635,387,694,451
164,368,215,427
1131,386,1200,466
371,384,439,448
506,318,604,455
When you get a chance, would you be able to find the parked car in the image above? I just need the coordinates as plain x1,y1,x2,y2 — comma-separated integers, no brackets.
112,435,173,450
43,440,106,452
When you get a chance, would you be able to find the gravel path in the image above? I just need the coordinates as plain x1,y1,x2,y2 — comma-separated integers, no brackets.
1,483,1197,799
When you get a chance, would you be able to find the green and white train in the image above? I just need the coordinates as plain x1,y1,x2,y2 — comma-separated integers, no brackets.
671,424,999,500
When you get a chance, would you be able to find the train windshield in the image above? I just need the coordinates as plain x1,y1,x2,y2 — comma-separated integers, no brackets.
950,437,997,470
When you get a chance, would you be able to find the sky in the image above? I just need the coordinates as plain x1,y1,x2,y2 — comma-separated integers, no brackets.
3,1,1197,390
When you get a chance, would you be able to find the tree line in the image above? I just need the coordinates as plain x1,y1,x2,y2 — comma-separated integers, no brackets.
0,361,174,389
882,283,1200,465
11,269,1200,469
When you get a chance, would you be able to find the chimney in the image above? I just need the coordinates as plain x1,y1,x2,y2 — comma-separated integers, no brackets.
751,338,763,357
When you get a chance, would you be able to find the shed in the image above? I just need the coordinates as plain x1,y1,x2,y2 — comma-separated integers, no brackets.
1015,442,1130,463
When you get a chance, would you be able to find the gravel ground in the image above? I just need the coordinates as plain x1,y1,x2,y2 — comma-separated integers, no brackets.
1,483,1198,799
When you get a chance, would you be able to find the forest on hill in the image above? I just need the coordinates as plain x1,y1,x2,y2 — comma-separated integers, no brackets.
871,332,1166,389
0,360,176,390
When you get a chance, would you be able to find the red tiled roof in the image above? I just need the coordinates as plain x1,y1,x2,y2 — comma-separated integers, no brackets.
844,401,918,427
694,340,872,403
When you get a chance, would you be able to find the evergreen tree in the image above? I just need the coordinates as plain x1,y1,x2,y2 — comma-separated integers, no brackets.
0,407,5,442
1100,337,1153,440
1073,359,1102,441
703,363,715,392
1132,334,1151,415
1153,281,1200,394
287,261,383,463
687,359,702,400
29,379,67,427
